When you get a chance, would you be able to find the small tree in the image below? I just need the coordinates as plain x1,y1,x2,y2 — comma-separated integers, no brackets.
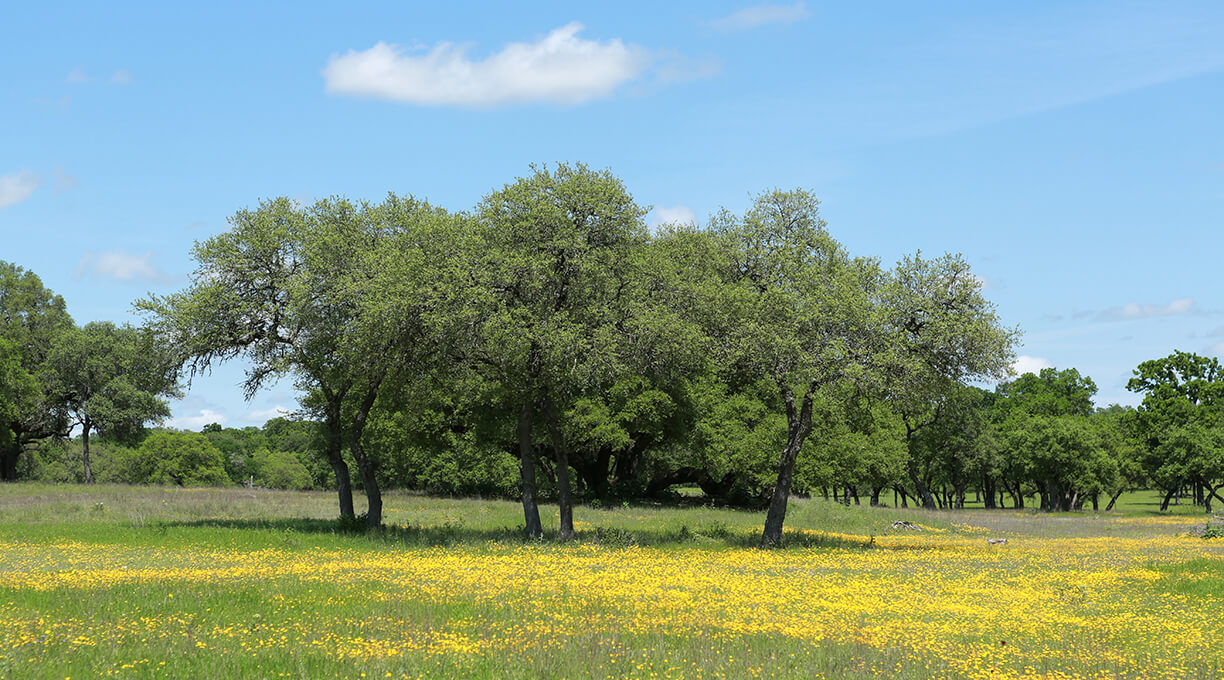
46,322,179,483
882,252,1018,509
697,189,882,546
468,163,648,539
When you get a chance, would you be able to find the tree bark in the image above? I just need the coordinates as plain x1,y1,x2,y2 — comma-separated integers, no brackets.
353,453,381,527
1159,488,1175,511
1105,488,1125,512
348,380,384,528
322,394,355,519
870,486,883,507
762,384,815,547
81,415,93,484
543,395,574,541
517,400,543,538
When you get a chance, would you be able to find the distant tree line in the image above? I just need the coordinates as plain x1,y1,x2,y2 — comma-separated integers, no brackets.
3,164,1220,544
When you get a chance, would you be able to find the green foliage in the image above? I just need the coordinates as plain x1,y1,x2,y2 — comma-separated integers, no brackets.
1126,351,1224,503
0,261,74,477
996,367,1097,419
137,431,229,486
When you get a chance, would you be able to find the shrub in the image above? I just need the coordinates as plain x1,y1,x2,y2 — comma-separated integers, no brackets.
138,431,229,486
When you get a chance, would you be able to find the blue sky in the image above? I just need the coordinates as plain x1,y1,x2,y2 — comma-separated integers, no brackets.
3,1,1222,428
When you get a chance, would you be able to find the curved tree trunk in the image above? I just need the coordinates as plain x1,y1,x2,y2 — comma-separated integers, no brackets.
323,401,355,519
330,457,355,519
354,453,381,527
762,384,816,547
905,459,937,509
348,376,386,528
1160,488,1175,512
517,400,543,539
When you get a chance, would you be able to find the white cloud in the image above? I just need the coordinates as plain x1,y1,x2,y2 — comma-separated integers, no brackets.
66,68,88,83
648,205,697,230
1099,297,1194,320
110,69,131,85
246,405,292,423
1011,355,1053,376
711,2,809,31
0,170,40,209
75,250,174,284
323,22,652,107
169,409,227,431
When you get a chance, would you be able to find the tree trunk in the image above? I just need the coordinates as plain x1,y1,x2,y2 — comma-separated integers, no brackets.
0,443,19,482
1198,479,1224,513
354,453,381,527
517,400,543,538
762,385,815,547
894,485,909,508
348,377,385,528
330,456,355,519
870,486,883,507
323,399,355,519
1105,488,1125,512
983,476,997,509
1160,488,1175,512
543,395,573,541
81,416,93,484
905,458,937,509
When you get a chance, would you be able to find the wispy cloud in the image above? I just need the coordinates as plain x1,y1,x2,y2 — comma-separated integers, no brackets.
246,405,292,423
0,170,40,209
1011,355,1053,376
711,2,809,31
75,250,175,284
1098,297,1193,321
648,205,697,230
169,408,227,431
323,22,653,107
65,68,132,85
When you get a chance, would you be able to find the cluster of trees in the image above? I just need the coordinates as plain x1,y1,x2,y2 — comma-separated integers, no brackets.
0,262,179,481
26,418,321,490
137,164,1017,544
6,164,1217,545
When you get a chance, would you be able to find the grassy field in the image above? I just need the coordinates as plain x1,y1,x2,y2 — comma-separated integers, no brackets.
0,485,1221,679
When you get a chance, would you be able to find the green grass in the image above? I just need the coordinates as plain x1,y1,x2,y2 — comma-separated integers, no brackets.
0,484,1221,679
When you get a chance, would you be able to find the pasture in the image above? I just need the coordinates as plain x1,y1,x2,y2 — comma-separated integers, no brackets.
0,485,1221,679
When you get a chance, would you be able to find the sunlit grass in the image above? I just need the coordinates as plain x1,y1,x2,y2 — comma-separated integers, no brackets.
0,484,1221,679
